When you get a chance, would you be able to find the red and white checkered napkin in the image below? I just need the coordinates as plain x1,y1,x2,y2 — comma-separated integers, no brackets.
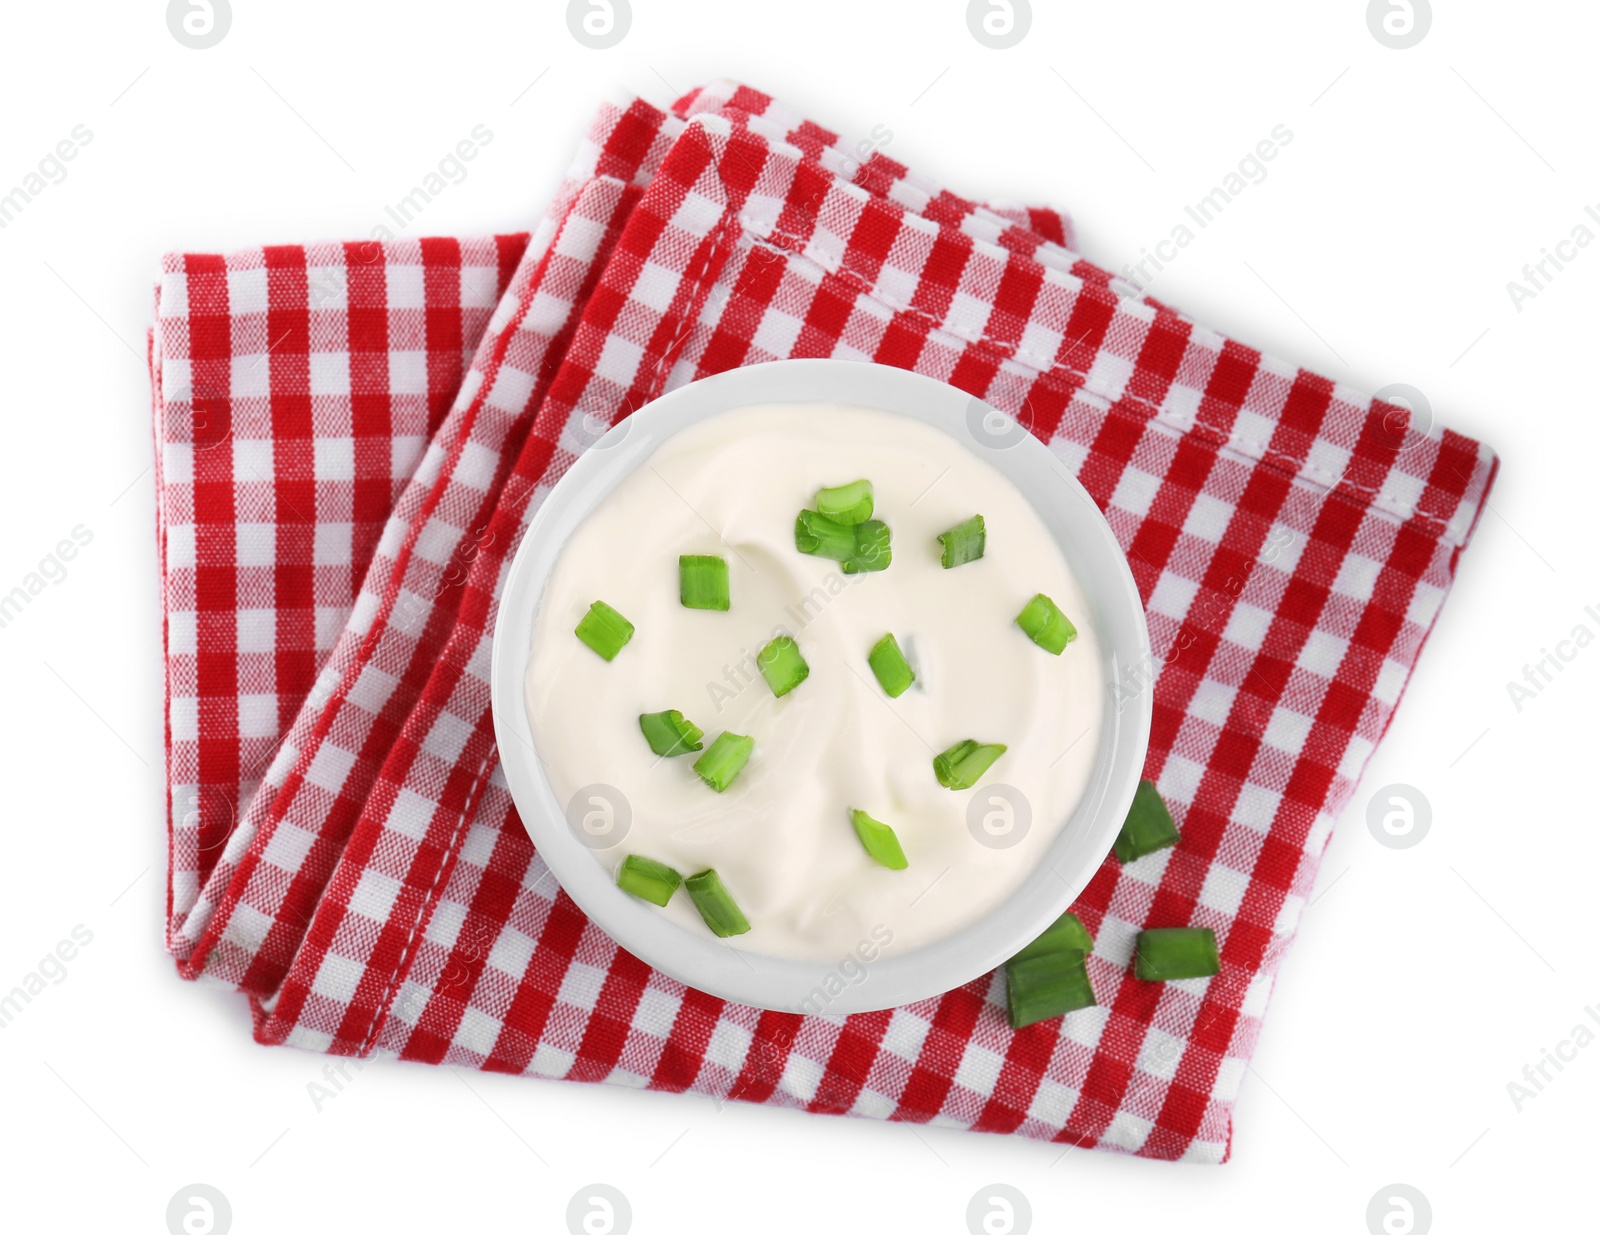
150,81,1495,1162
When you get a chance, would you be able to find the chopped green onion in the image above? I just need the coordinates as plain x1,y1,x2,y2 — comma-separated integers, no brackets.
1004,910,1097,1029
794,509,857,560
815,479,874,525
685,869,751,937
637,709,704,758
616,855,683,906
1005,953,1096,1029
937,514,986,569
1133,927,1220,981
679,554,730,611
932,739,1007,790
757,635,810,698
574,600,634,661
842,518,892,574
1113,780,1179,863
796,510,893,574
867,633,915,698
693,731,755,792
849,809,909,870
1011,912,1094,965
1015,592,1077,655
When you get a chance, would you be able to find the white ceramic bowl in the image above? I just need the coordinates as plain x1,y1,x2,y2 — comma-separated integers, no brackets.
491,360,1151,1013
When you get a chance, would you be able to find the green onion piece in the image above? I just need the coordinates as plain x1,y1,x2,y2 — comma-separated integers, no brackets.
937,514,987,569
1011,912,1094,964
842,518,892,574
1005,953,1096,1029
637,709,704,758
1113,780,1179,863
794,509,857,560
815,478,874,525
757,635,810,698
932,739,1007,790
1005,906,1101,1030
849,809,909,870
867,633,915,698
1015,592,1077,655
693,731,755,792
616,855,683,906
685,869,751,937
574,600,634,661
678,554,730,611
1134,927,1221,981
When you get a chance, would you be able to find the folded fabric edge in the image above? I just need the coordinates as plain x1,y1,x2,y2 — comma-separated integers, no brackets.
147,232,533,961
684,106,1496,551
158,99,687,991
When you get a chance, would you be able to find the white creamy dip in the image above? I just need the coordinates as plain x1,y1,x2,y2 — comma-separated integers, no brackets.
524,402,1102,961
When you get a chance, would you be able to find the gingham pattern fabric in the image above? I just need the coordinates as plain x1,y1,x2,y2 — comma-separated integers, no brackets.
150,85,1496,1162
153,233,528,958
674,81,1081,259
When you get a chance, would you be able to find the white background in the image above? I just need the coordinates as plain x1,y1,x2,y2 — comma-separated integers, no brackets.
0,1,1594,1232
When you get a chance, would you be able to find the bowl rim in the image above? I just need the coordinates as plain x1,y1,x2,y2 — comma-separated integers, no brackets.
490,359,1151,1014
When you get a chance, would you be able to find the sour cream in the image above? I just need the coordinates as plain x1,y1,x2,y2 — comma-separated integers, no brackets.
524,403,1102,962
